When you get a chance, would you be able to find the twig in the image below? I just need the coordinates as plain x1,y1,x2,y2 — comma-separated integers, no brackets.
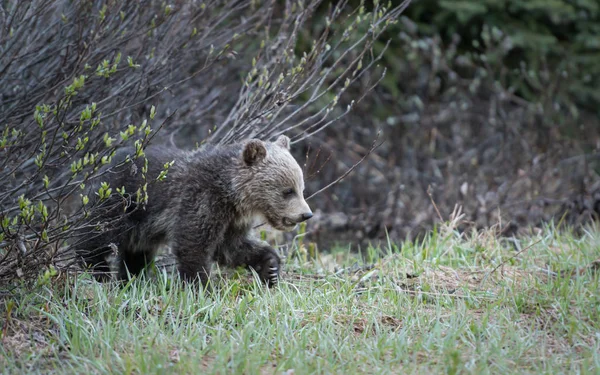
305,131,383,201
142,109,177,149
427,185,444,222
390,285,496,300
480,239,543,286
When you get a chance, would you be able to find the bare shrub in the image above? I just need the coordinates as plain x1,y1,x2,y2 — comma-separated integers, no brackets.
0,0,410,284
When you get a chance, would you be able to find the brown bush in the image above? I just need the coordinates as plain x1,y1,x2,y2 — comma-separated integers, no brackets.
0,0,410,284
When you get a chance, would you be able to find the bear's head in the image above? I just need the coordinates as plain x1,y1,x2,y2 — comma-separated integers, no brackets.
235,135,313,231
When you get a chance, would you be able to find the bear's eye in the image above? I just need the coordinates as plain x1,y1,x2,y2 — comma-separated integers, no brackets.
282,188,296,198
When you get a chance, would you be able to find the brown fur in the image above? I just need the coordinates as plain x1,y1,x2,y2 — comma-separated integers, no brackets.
74,135,312,288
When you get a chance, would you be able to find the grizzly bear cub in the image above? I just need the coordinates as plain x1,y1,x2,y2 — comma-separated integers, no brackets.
75,135,312,287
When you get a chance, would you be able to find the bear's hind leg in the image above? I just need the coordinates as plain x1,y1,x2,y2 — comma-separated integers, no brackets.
75,235,116,282
117,248,157,280
81,250,113,282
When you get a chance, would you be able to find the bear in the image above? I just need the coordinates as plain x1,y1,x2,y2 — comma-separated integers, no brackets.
73,135,313,288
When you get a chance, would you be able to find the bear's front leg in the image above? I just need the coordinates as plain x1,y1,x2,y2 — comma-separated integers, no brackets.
246,242,281,287
218,237,281,287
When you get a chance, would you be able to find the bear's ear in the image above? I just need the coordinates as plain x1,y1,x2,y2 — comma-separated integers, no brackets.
275,135,290,150
243,139,267,165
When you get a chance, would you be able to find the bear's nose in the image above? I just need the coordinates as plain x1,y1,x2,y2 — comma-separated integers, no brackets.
300,212,313,222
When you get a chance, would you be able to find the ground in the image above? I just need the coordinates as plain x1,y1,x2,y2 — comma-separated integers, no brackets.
1,220,599,374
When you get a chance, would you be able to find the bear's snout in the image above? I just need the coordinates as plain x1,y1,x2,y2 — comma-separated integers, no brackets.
292,212,313,224
281,211,313,227
300,212,313,222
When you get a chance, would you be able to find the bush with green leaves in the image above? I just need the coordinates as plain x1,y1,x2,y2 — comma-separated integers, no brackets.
0,0,410,284
405,0,600,114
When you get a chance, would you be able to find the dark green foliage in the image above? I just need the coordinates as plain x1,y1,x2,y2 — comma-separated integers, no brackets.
405,0,600,111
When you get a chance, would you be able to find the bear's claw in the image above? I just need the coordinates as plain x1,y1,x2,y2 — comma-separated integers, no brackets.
259,251,280,287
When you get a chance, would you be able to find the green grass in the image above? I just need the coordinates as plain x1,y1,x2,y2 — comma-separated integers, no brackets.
2,223,600,374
